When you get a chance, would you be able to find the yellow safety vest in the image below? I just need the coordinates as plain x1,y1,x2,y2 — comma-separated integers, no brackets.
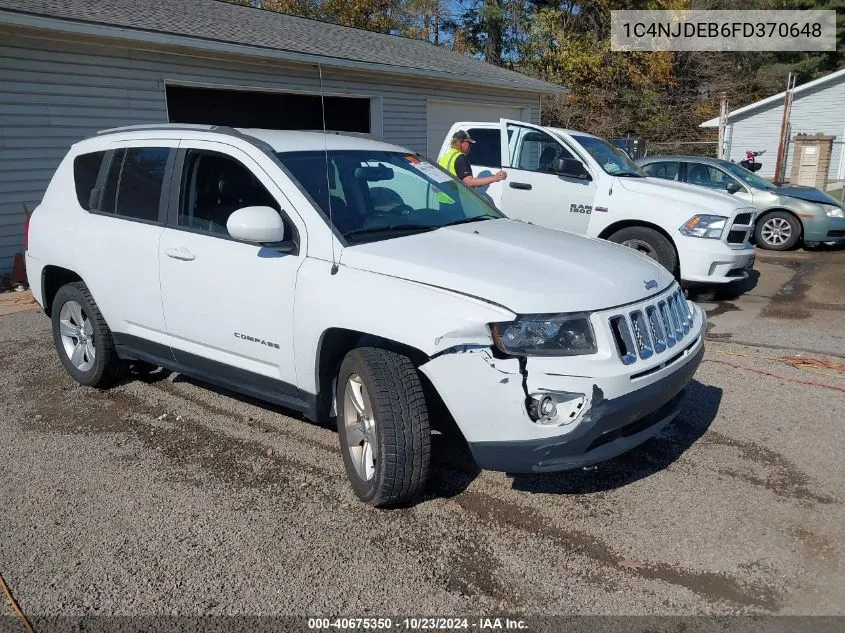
437,147,463,176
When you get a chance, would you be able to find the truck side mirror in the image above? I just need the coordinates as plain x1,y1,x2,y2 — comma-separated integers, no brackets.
553,157,592,181
726,182,742,194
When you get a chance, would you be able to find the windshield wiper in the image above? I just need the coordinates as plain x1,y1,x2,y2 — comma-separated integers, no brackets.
343,224,437,239
615,172,645,178
440,215,499,228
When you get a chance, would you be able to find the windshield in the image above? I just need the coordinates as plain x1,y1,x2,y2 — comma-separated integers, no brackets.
571,135,646,177
274,150,504,244
720,161,776,190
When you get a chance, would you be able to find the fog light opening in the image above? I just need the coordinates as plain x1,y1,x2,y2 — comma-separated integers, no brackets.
529,392,587,426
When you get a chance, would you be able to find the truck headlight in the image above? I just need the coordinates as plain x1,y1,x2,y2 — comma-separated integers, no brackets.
680,215,727,239
821,204,844,218
489,313,597,356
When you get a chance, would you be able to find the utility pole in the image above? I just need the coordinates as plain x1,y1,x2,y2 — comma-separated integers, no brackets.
774,73,796,185
717,92,728,159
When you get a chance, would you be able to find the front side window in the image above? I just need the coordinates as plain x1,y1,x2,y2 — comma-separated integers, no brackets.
721,161,775,190
275,150,504,244
512,127,574,174
642,161,681,181
686,163,732,189
178,150,281,236
571,134,645,177
98,147,170,222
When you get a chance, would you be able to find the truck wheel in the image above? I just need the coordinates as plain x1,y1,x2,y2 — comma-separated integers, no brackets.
755,211,801,250
51,282,126,388
609,227,678,276
336,347,430,507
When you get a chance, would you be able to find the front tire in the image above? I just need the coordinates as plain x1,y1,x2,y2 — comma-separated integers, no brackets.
51,282,125,388
608,226,678,277
336,347,430,507
755,211,801,250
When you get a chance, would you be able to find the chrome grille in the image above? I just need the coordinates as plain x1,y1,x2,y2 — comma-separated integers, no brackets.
609,288,696,365
657,300,676,348
645,305,666,354
629,310,653,360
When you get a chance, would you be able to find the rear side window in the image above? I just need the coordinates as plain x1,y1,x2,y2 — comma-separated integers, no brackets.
73,151,106,210
99,147,170,222
465,128,502,168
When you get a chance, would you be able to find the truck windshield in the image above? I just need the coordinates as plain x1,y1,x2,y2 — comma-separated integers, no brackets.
571,135,646,177
720,161,777,190
274,150,504,244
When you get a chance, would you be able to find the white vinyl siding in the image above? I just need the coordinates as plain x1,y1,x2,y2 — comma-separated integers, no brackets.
725,78,845,181
0,30,541,274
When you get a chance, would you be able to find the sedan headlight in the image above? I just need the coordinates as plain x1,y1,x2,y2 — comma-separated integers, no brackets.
821,203,844,218
680,215,727,239
490,313,597,356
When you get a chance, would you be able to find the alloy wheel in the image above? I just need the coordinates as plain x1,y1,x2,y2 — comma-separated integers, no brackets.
342,374,378,481
761,217,792,246
58,300,96,372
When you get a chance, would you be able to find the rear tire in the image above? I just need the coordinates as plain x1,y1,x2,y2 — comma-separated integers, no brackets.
608,226,678,277
754,211,801,250
336,347,430,507
51,282,126,388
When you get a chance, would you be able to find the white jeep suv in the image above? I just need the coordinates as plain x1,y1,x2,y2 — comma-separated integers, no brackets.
26,124,706,506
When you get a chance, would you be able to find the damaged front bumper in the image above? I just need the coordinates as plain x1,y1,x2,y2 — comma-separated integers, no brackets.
419,304,705,474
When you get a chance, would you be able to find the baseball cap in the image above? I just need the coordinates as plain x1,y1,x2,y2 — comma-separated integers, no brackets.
451,130,475,144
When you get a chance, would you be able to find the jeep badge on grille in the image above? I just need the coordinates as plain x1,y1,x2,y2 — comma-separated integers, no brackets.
644,279,658,290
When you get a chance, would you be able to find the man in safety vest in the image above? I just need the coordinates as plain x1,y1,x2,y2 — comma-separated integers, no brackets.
438,130,507,188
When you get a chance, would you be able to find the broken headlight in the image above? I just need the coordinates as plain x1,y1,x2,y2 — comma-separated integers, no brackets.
489,313,597,357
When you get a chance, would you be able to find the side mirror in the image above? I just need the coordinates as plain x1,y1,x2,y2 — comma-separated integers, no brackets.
553,157,592,181
227,206,285,244
726,182,742,194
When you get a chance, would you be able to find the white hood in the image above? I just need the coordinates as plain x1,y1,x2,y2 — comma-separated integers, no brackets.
620,177,746,214
339,219,675,314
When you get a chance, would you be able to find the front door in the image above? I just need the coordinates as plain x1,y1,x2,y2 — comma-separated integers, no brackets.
499,120,596,235
158,141,305,405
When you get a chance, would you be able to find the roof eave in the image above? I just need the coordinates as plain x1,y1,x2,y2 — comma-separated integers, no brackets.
0,9,568,95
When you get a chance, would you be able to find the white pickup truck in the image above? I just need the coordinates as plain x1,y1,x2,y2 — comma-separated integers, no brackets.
439,120,757,288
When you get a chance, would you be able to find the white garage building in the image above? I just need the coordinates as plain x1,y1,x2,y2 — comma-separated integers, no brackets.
700,68,845,184
0,0,564,275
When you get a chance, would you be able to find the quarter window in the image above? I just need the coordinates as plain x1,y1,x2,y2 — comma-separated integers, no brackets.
178,150,281,236
73,151,106,210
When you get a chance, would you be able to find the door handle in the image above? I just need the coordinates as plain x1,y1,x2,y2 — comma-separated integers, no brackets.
165,247,196,261
509,182,532,190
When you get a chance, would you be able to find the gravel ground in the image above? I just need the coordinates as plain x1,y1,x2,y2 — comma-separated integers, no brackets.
1,248,844,629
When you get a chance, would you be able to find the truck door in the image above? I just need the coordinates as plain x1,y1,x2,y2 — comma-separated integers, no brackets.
499,119,596,235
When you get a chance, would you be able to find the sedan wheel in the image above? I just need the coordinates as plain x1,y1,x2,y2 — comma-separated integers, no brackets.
754,211,801,251
760,217,792,247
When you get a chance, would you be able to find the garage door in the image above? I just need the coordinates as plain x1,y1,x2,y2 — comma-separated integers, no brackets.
166,86,370,133
426,101,524,160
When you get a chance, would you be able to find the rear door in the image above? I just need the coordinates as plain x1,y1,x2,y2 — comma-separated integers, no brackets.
498,119,596,235
72,142,176,349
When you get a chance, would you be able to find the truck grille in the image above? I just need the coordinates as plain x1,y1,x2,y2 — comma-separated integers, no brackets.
609,289,694,365
725,210,755,245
